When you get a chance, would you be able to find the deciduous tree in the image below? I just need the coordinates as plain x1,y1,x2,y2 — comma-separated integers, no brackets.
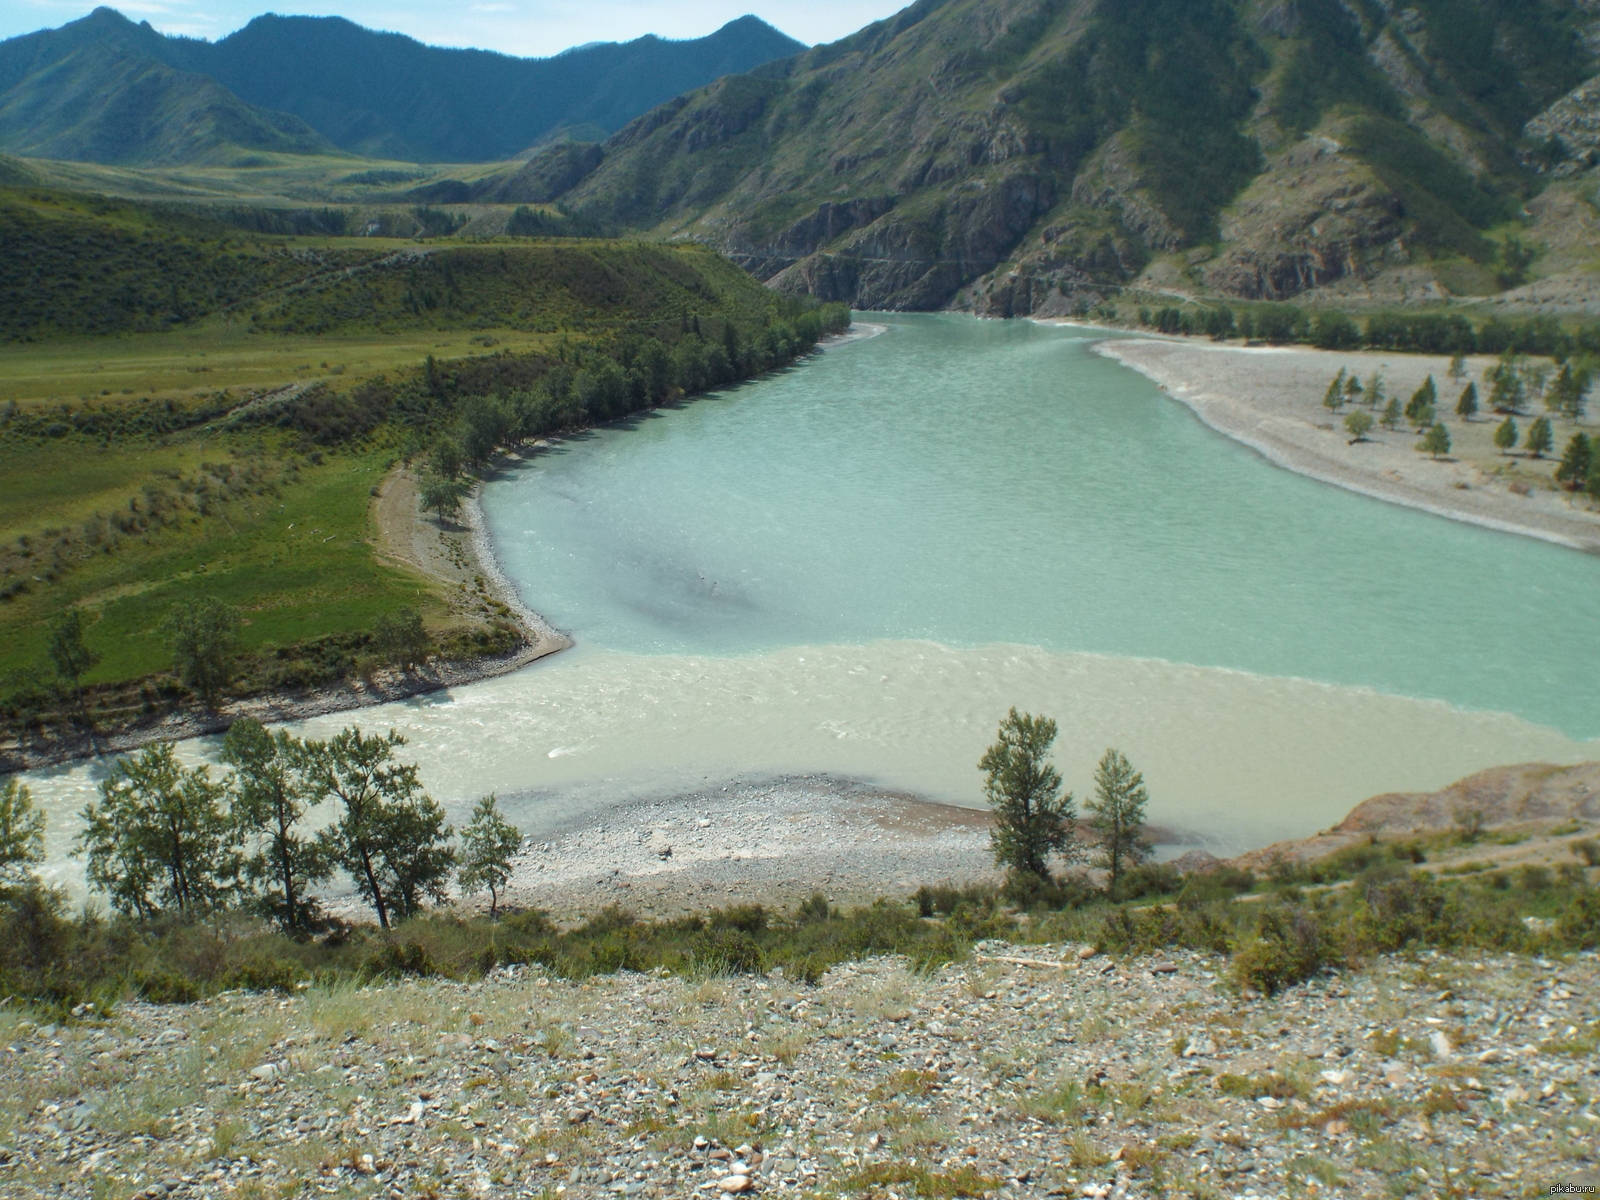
223,718,329,934
161,596,240,708
46,608,99,712
373,607,430,671
458,794,522,919
303,728,453,928
76,743,237,917
1344,410,1373,442
0,778,45,887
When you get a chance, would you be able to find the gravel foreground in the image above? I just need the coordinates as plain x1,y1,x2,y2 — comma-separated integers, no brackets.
4,944,1596,1200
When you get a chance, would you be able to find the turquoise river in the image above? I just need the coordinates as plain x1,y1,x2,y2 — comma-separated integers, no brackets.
21,314,1600,883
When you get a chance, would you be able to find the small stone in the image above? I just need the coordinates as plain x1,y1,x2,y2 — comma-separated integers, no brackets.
717,1175,754,1193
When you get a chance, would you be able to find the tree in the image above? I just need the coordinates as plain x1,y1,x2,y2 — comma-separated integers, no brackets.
1494,416,1519,455
1086,749,1151,891
458,794,522,918
1556,433,1591,490
1420,422,1452,459
979,708,1079,880
76,742,237,917
1526,415,1554,459
1405,377,1437,431
1448,353,1467,385
1520,360,1550,409
1322,370,1346,412
1380,397,1402,430
0,777,45,887
1365,372,1385,410
1487,359,1524,413
46,608,99,711
223,718,329,934
430,438,464,481
1342,374,1363,404
1456,382,1479,421
303,727,454,928
160,596,240,708
373,607,430,671
419,474,470,524
1344,410,1374,442
1549,361,1592,421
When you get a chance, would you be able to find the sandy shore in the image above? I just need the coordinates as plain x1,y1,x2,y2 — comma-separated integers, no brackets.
1096,337,1600,553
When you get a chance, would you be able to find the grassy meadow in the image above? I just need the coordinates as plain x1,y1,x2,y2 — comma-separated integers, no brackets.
0,180,848,753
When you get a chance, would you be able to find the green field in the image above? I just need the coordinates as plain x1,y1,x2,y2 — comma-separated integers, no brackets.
0,183,849,751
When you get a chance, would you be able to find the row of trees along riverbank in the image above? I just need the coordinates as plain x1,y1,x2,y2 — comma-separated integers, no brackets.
3,706,1600,1012
1137,304,1600,359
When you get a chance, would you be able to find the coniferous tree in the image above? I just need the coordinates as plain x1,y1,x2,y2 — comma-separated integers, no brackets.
1448,353,1467,385
1526,416,1554,459
76,743,237,917
1456,382,1479,421
1421,422,1452,459
223,718,330,934
1365,372,1385,409
980,709,1079,881
1380,397,1402,430
1086,749,1152,892
1494,416,1519,455
1556,433,1591,490
1406,378,1437,431
458,794,523,919
1322,370,1346,412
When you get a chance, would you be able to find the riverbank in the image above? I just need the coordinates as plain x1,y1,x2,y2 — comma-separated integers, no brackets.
0,464,568,774
1095,337,1600,553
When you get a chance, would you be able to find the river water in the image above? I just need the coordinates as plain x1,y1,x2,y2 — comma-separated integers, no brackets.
21,314,1600,885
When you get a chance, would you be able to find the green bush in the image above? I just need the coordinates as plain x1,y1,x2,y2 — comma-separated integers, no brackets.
1231,905,1329,995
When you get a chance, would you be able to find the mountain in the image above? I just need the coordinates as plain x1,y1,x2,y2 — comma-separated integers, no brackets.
0,9,335,165
531,0,1600,312
0,8,805,166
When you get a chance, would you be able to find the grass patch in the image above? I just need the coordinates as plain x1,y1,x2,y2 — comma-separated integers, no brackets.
840,1161,1000,1198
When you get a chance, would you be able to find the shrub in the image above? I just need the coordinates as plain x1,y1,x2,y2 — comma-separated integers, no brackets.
1232,905,1330,995
362,941,443,980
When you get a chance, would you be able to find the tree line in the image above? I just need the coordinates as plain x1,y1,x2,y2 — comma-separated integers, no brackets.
1139,303,1600,359
1,721,525,932
417,308,849,521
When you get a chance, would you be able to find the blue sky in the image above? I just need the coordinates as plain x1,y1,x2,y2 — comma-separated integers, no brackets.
2,0,911,55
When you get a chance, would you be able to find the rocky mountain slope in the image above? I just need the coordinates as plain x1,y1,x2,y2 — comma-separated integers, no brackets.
0,8,804,166
505,0,1600,313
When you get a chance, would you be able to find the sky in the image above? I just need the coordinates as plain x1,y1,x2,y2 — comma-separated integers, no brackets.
1,0,912,55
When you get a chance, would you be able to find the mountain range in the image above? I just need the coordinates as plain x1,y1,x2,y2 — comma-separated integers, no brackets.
513,0,1600,312
0,7,804,165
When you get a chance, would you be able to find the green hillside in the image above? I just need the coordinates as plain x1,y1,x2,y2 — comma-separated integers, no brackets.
0,187,847,761
504,0,1600,312
0,22,335,166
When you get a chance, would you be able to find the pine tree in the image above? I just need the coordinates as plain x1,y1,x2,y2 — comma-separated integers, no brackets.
1322,370,1346,412
1494,416,1519,455
1421,422,1452,459
458,794,523,919
1405,378,1437,431
1526,415,1554,459
1087,749,1152,892
1343,374,1363,403
1556,433,1591,490
1448,353,1467,385
980,709,1079,881
1365,372,1385,409
1456,382,1479,421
